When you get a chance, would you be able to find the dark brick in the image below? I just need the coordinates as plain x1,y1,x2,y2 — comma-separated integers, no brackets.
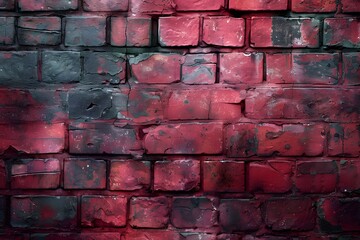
343,52,360,85
182,54,217,85
124,230,181,240
339,160,360,193
30,233,120,240
0,197,5,226
292,0,337,12
324,18,360,48
83,0,128,11
328,123,359,157
180,233,216,240
0,0,14,10
0,160,5,189
126,17,152,47
42,51,80,83
18,0,78,11
0,17,14,45
225,123,257,157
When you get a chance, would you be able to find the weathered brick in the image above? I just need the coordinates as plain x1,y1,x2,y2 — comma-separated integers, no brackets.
30,233,120,240
0,0,14,10
127,17,152,46
248,161,293,193
64,159,106,189
0,160,5,189
219,199,262,232
203,161,245,192
217,234,241,240
159,16,200,46
182,54,217,85
295,161,338,193
0,123,65,154
65,17,106,46
210,89,245,120
0,17,14,45
69,122,141,154
81,196,127,227
18,0,78,11
318,198,360,232
124,230,181,240
154,160,200,191
328,123,359,157
203,17,245,47
265,198,316,231
229,0,287,10
11,196,77,228
343,52,360,85
266,53,339,84
339,160,360,192
130,197,169,228
292,0,337,12
83,0,128,11
109,160,150,191
83,52,126,85
0,197,4,226
180,233,216,240
225,123,257,157
18,17,61,46
0,234,27,240
144,123,223,154
324,18,360,48
11,159,60,189
220,52,264,84
110,17,126,46
130,0,175,14
175,0,223,10
42,51,80,83
251,17,320,48
171,197,218,228
342,0,360,12
129,53,184,84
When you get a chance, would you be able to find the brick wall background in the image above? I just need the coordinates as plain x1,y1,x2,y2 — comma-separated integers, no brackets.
0,0,359,239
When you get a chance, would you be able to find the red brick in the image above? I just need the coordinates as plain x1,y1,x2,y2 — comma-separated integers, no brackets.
0,160,5,189
124,230,181,240
154,160,200,191
144,123,223,154
64,159,106,189
109,160,150,191
30,233,120,240
343,52,360,85
11,196,77,229
175,0,223,10
110,17,126,46
230,0,287,10
257,124,325,156
202,17,245,47
18,0,78,11
81,196,127,227
129,53,184,84
83,0,128,11
318,198,360,232
220,52,264,84
225,123,257,157
159,17,200,46
130,0,175,14
251,17,320,48
0,123,65,154
181,233,216,240
324,18,360,48
210,89,245,120
295,161,338,193
0,17,14,45
171,197,218,228
11,158,60,189
130,197,169,228
203,161,245,192
291,0,337,12
266,53,339,84
219,199,262,232
126,17,151,47
339,160,360,192
265,198,316,231
342,0,360,12
248,160,293,193
328,123,359,157
217,234,241,240
0,0,14,10
182,54,217,85
69,122,141,154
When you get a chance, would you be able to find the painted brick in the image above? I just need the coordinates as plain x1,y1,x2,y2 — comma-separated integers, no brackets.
219,199,262,232
318,198,360,233
229,0,287,10
129,197,169,228
328,123,360,157
291,0,337,12
171,197,218,228
220,52,264,84
0,17,14,45
154,160,200,191
81,195,127,227
0,0,14,10
109,160,150,191
159,16,200,46
0,123,65,154
18,0,78,11
295,161,338,193
110,17,126,46
69,122,141,154
266,53,339,84
144,123,223,154
225,123,257,157
124,230,181,240
248,160,293,193
65,17,106,47
130,0,175,14
182,54,217,85
127,17,152,46
324,18,360,48
0,160,5,189
129,53,184,84
339,160,360,192
18,17,61,46
342,0,360,12
30,233,120,240
11,196,77,228
209,89,245,120
11,159,60,189
202,17,245,47
203,161,245,192
83,52,126,85
64,159,106,189
251,17,320,48
42,51,81,83
83,0,128,11
343,52,360,85
181,233,216,240
175,0,223,11
265,198,316,231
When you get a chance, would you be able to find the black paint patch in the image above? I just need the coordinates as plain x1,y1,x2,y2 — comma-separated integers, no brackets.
271,17,301,47
0,17,15,44
343,53,360,85
297,161,338,175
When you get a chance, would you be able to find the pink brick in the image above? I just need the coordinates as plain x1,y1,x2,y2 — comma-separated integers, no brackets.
292,0,337,12
229,0,287,10
159,17,200,46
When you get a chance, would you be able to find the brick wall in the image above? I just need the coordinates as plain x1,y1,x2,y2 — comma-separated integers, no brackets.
0,0,359,239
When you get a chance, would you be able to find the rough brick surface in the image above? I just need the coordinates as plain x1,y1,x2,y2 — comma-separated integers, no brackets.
65,17,106,46
324,18,360,48
159,17,200,46
292,0,337,12
18,0,78,11
0,0,14,10
0,17,14,45
84,0,128,11
230,0,287,10
343,52,360,85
